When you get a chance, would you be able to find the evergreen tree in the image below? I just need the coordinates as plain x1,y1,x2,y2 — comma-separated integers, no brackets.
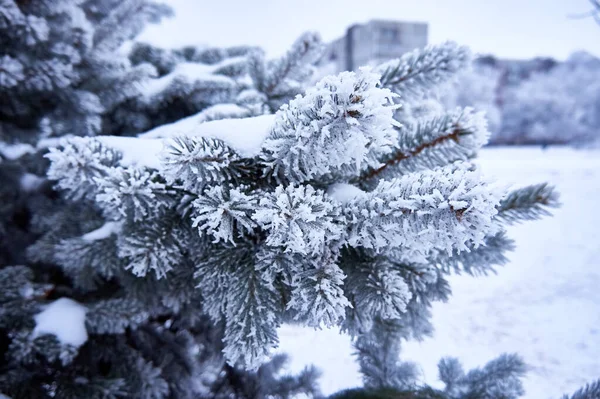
0,0,172,143
106,30,322,137
0,0,173,265
19,41,562,398
1,1,324,397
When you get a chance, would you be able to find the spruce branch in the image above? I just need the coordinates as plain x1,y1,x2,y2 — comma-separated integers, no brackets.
118,213,188,279
561,379,600,399
343,251,412,330
95,166,173,222
55,233,125,291
287,260,350,328
248,31,323,112
162,136,259,189
191,185,258,244
92,0,173,53
263,31,322,95
46,137,122,201
253,184,344,256
345,164,501,260
261,68,398,183
222,255,282,370
354,318,419,390
438,357,464,397
85,298,150,334
496,183,560,224
458,353,527,398
430,232,515,276
357,108,489,183
193,242,252,321
378,42,471,99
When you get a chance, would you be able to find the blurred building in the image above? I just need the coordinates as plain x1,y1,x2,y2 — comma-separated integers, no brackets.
322,20,428,72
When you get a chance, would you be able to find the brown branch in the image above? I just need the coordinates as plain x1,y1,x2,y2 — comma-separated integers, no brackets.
358,127,462,182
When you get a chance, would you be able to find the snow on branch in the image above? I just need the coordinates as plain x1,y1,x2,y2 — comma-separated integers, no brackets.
81,221,123,241
344,255,412,327
287,261,350,329
0,141,35,160
140,114,274,158
138,60,237,102
49,114,276,173
191,186,257,244
95,167,171,222
46,137,123,200
33,298,88,348
118,216,186,280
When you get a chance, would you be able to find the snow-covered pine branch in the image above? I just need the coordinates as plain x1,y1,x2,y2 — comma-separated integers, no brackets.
261,68,399,183
39,38,559,396
222,250,282,369
161,136,258,188
377,42,472,99
253,184,344,255
430,232,515,276
46,138,123,200
561,379,600,399
247,31,323,112
357,107,490,184
344,163,501,261
497,183,560,223
191,186,257,244
1,2,327,397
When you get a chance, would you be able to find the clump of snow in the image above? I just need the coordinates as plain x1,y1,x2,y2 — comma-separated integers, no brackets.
96,136,163,169
141,114,275,158
50,115,274,171
19,284,34,299
0,142,35,160
20,173,45,192
81,221,122,241
33,298,88,347
37,136,69,150
327,183,365,203
193,103,251,123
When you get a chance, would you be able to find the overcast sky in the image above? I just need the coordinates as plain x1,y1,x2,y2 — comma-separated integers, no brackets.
139,0,600,60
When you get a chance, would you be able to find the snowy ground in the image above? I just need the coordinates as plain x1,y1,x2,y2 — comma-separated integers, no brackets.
278,146,600,398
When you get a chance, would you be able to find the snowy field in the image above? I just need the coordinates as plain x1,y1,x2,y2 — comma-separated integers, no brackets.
278,146,600,398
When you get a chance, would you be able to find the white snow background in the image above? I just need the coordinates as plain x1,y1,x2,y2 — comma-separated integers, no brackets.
278,146,600,399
